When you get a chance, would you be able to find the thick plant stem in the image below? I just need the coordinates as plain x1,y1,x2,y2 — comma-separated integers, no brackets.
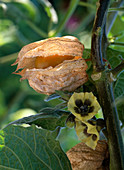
91,0,124,169
95,74,124,170
91,0,109,71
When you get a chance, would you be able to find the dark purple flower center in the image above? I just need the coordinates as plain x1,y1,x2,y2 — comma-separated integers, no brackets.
74,99,94,116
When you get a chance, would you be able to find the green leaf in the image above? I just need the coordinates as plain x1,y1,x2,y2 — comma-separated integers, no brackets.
0,89,6,121
7,108,70,131
106,48,124,98
45,91,71,102
54,102,68,110
109,15,124,51
114,71,124,98
107,48,124,126
82,49,92,74
83,49,91,57
55,91,71,101
83,49,91,60
0,125,72,170
106,47,124,68
0,1,38,22
117,105,124,127
38,0,58,24
57,127,80,153
44,93,60,102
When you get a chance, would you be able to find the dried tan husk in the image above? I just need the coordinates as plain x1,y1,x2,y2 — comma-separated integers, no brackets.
13,36,84,71
13,36,88,94
21,57,88,94
66,140,109,170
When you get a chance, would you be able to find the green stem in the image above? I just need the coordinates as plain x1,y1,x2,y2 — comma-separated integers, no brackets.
108,32,124,41
110,60,124,77
108,7,124,12
95,75,124,170
48,18,53,33
78,1,96,9
0,53,18,64
109,41,124,46
50,0,80,37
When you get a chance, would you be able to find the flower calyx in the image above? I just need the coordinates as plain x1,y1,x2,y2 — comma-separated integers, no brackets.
12,36,88,95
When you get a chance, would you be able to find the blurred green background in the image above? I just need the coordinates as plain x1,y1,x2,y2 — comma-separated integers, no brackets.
0,0,124,151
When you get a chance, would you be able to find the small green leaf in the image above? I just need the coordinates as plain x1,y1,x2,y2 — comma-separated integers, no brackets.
109,57,121,68
45,91,71,102
106,47,124,68
44,93,60,102
0,125,72,170
55,102,68,110
7,108,70,131
114,71,124,98
55,91,71,101
83,49,92,71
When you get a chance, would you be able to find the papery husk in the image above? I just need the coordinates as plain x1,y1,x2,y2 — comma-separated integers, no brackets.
21,57,88,94
13,36,88,94
66,140,109,170
13,36,84,71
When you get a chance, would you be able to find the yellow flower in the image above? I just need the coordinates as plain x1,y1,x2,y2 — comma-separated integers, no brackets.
67,92,101,122
75,118,99,150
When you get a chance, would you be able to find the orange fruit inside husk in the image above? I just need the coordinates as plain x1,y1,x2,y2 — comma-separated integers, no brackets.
35,55,81,69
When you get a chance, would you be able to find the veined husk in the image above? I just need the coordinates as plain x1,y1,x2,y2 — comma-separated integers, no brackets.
66,140,109,170
13,36,88,94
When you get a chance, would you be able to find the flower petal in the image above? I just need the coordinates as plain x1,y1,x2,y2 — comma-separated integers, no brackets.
68,92,101,121
67,92,84,113
75,118,99,150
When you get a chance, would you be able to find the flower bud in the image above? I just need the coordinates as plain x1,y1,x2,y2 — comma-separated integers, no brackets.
66,114,75,128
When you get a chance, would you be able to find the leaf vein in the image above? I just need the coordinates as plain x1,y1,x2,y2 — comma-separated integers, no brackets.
4,146,24,170
7,134,52,170
45,139,64,170
0,165,19,170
